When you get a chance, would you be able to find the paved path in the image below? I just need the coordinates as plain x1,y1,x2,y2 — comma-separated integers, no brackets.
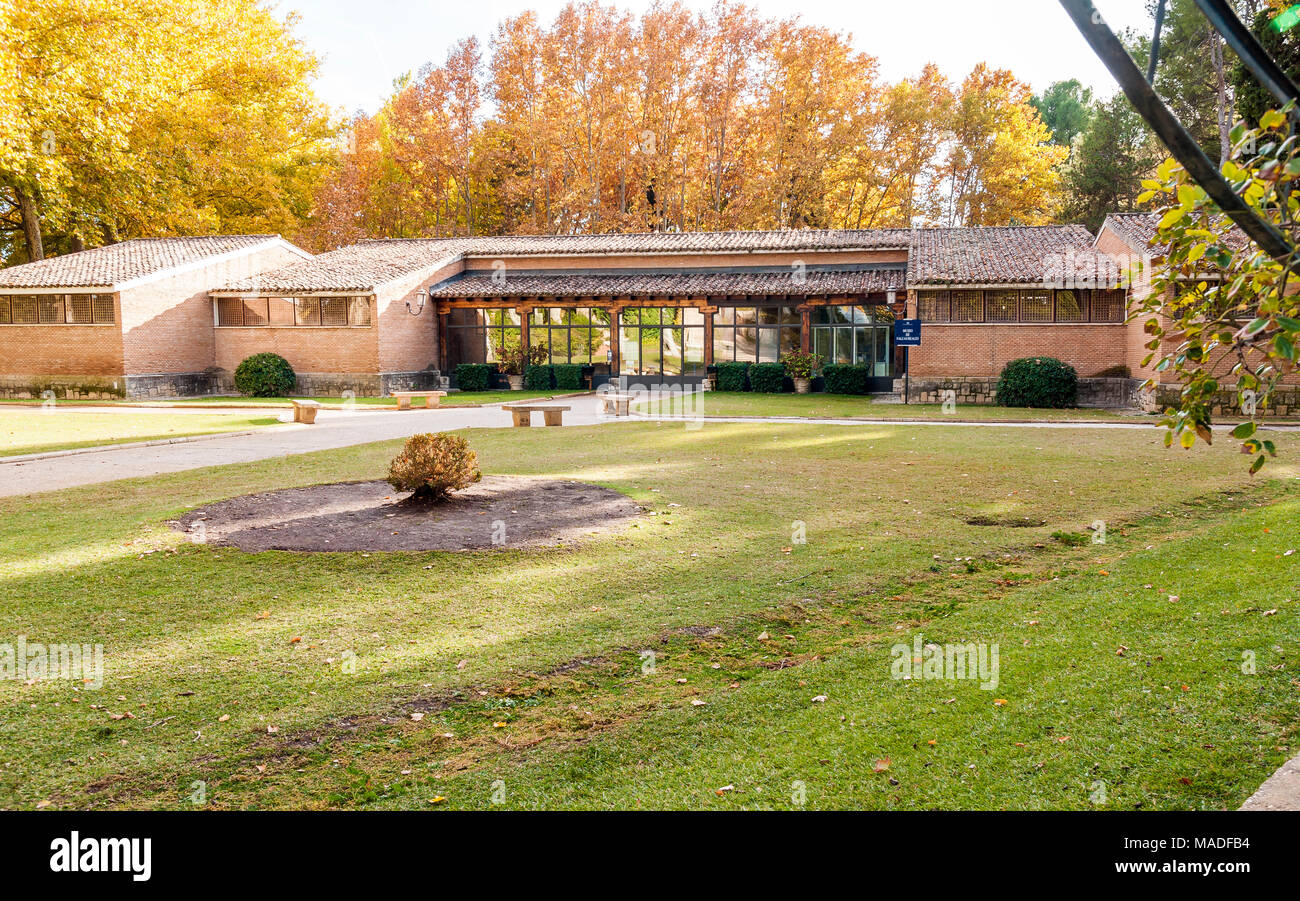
1240,752,1300,810
0,397,610,498
4,398,1297,498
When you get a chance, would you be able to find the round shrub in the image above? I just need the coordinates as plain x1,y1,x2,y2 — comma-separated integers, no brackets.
822,363,869,395
233,353,295,397
995,357,1078,408
386,433,482,502
454,363,491,392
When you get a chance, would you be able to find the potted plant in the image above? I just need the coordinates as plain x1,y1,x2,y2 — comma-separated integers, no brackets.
494,341,547,390
780,350,824,394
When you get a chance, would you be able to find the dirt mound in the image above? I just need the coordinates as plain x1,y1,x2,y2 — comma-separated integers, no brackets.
170,476,641,552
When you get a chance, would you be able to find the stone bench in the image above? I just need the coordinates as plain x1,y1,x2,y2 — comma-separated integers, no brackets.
599,392,637,417
291,399,321,424
501,403,571,427
391,390,448,410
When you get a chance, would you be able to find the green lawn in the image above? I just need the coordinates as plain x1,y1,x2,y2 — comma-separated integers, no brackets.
0,410,282,457
0,422,1296,810
642,391,1137,421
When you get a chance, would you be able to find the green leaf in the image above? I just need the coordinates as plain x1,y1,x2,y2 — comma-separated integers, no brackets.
1232,421,1257,439
1249,454,1266,475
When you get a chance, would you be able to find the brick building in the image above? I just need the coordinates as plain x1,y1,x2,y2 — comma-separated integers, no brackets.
0,217,1259,407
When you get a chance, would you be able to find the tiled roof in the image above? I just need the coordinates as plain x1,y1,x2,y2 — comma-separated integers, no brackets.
1101,211,1251,253
907,226,1100,286
218,241,465,293
219,226,1110,294
427,267,907,298
217,230,913,293
0,235,287,289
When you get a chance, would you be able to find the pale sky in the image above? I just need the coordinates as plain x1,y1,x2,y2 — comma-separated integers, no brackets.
278,0,1156,117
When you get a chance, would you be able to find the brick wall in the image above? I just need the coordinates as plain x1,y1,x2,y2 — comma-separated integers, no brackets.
377,260,461,375
906,324,1130,378
120,242,307,376
0,296,126,397
214,326,379,388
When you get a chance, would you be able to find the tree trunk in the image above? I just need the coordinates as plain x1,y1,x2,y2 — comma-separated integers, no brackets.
1211,29,1231,167
14,186,43,261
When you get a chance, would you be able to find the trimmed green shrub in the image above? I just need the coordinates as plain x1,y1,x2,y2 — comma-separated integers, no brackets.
553,364,583,390
454,363,492,392
715,361,751,392
822,363,869,395
995,357,1078,408
524,364,553,390
233,353,295,397
749,362,787,393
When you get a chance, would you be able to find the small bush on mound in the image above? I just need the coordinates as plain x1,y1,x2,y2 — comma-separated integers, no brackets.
822,363,869,395
524,364,553,390
234,353,295,397
553,364,583,390
715,361,751,392
996,357,1078,408
749,362,787,393
387,433,482,502
454,363,492,392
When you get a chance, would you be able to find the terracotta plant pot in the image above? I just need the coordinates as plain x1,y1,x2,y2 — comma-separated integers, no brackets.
507,375,524,390
793,377,812,394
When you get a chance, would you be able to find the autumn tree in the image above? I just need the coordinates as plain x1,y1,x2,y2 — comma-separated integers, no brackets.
935,65,1067,227
0,0,337,264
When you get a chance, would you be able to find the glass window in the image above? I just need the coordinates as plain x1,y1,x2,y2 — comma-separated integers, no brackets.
348,297,371,326
295,298,321,326
1092,290,1126,322
1020,290,1052,322
217,297,243,326
0,297,9,324
918,292,949,321
951,291,983,322
242,298,269,327
620,306,704,376
1055,289,1086,322
92,294,114,323
320,297,349,326
11,297,38,324
66,295,93,324
986,291,1017,322
269,298,295,325
39,296,63,323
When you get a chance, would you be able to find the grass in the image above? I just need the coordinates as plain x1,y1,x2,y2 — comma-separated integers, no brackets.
0,410,282,457
640,392,1137,421
0,390,572,410
0,421,1296,810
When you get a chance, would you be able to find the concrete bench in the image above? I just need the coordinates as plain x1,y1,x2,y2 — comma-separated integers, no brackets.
501,403,572,427
391,390,448,410
599,392,637,417
291,400,321,424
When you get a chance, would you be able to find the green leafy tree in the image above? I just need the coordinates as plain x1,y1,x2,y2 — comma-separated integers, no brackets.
1231,6,1300,127
1062,95,1162,230
1135,108,1300,472
1030,79,1094,150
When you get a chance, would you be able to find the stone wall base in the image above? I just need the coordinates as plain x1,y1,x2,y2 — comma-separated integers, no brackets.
1137,383,1300,417
893,376,1147,409
210,369,443,398
0,375,127,400
125,371,221,399
380,370,445,395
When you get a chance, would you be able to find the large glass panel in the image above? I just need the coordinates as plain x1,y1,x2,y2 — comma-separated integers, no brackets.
66,295,92,323
217,297,243,326
951,291,983,322
38,297,63,323
814,328,833,362
620,317,641,375
295,298,321,326
854,327,871,364
757,329,778,363
0,297,9,324
834,329,852,364
734,327,757,362
758,306,780,326
1055,289,1086,322
11,297,37,324
685,323,705,372
875,327,891,376
92,295,115,323
779,326,800,357
663,326,684,375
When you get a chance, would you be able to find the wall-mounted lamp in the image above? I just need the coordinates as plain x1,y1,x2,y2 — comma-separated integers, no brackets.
406,289,428,316
886,289,898,307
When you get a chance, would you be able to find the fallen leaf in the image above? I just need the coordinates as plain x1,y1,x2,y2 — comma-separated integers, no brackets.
691,699,706,707
410,713,425,721
993,699,1008,707
811,695,828,703
428,796,447,805
218,714,230,723
872,757,891,773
